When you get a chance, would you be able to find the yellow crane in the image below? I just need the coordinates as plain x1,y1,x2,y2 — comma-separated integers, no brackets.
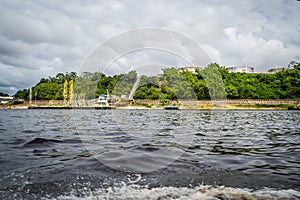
62,80,74,106
63,80,68,105
69,80,73,106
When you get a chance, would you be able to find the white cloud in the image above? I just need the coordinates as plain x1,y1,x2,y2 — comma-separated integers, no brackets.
201,45,222,65
221,27,299,70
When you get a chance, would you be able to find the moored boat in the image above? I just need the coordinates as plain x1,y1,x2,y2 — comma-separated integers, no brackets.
164,105,179,110
95,91,116,109
288,106,300,110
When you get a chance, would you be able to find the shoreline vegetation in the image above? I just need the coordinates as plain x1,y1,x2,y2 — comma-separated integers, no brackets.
1,62,299,110
1,99,298,110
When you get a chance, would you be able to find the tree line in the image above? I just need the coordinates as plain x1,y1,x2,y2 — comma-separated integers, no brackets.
14,72,76,100
13,62,300,100
0,92,9,96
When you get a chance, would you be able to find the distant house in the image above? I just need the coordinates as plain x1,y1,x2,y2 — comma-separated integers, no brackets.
268,68,285,74
179,66,201,74
0,96,13,104
226,66,254,73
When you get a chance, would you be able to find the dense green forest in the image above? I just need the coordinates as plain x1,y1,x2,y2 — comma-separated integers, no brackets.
14,72,76,100
14,62,300,100
0,92,9,96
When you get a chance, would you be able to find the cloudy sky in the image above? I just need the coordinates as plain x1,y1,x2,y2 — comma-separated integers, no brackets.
0,0,299,95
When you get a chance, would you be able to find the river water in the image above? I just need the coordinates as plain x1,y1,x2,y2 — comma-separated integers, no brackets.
0,109,299,199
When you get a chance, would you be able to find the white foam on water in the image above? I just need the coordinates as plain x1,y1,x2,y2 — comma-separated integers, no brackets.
54,185,300,200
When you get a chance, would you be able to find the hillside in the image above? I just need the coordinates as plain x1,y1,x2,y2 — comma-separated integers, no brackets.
14,62,300,101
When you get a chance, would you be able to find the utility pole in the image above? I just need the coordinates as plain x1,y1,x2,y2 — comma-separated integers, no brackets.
29,86,32,105
35,91,37,105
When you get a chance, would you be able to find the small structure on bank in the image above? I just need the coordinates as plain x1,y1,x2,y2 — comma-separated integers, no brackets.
0,96,14,104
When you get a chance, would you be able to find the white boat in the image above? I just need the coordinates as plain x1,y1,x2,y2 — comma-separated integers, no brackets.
95,90,116,109
95,94,109,106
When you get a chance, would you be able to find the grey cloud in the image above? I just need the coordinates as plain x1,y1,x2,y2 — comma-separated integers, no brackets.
0,0,299,95
80,28,210,76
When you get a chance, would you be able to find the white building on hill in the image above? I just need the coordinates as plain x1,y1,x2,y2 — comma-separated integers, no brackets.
226,66,254,73
268,68,285,74
179,66,201,74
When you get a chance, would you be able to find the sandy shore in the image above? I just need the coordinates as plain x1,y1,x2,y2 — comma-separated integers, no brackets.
0,101,296,110
1,105,291,110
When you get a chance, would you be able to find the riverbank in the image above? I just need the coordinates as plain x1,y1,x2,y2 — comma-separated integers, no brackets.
1,102,297,110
